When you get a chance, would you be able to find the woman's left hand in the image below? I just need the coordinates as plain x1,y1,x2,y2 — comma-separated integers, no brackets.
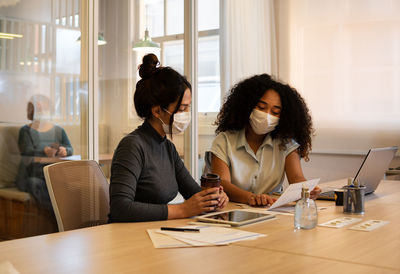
217,186,229,209
57,146,67,157
310,186,322,200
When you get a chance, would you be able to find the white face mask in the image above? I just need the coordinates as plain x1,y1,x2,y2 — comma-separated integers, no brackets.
33,110,52,121
159,109,191,134
249,109,280,135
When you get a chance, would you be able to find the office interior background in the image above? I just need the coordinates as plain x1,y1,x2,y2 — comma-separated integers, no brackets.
0,0,399,240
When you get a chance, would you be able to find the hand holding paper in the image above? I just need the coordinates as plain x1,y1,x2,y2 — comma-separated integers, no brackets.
268,178,320,210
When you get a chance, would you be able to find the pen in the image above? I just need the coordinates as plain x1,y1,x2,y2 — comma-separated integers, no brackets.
160,227,200,232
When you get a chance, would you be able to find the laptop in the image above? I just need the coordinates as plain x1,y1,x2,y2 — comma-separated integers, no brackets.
318,146,398,200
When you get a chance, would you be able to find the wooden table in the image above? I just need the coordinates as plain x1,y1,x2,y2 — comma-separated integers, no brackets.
0,180,399,274
33,154,113,165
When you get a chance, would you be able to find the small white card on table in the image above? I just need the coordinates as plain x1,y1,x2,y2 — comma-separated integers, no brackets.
318,217,362,228
348,220,389,232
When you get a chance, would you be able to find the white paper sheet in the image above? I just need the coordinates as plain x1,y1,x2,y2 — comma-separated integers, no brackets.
147,229,219,248
156,226,266,245
268,205,296,214
268,178,320,210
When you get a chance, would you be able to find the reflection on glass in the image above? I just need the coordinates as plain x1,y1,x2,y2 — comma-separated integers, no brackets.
15,95,73,208
0,0,88,240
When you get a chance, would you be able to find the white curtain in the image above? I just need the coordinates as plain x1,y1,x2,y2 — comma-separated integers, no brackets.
220,0,277,92
277,0,400,154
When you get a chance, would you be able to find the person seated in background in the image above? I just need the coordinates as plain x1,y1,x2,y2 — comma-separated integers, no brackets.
15,94,73,208
109,54,228,222
207,74,321,207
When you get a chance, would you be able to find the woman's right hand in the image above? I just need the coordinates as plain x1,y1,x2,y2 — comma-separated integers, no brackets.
247,193,277,207
181,188,221,217
44,146,57,157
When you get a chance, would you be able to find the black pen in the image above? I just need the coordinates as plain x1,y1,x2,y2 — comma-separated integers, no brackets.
160,227,200,232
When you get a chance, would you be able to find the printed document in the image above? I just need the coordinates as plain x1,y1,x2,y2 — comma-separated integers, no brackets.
268,178,320,210
148,226,266,248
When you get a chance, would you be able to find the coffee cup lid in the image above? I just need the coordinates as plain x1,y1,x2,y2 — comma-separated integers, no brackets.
201,173,220,180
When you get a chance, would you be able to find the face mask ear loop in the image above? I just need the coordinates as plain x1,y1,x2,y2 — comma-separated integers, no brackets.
158,117,166,127
162,108,174,139
169,112,174,137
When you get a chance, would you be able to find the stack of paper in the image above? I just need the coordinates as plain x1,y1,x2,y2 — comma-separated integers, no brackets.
147,226,266,248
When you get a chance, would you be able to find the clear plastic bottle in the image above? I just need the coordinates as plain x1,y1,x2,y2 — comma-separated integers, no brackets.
294,186,318,229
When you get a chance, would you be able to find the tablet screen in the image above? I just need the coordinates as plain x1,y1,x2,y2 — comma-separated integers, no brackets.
205,211,269,222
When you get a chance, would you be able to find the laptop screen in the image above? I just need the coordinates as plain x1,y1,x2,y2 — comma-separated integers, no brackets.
353,146,397,193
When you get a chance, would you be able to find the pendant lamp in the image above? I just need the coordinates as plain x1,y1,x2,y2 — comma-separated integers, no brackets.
132,28,160,52
76,33,107,46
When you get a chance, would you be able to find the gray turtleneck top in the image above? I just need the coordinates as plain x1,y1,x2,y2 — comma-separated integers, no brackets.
109,120,201,222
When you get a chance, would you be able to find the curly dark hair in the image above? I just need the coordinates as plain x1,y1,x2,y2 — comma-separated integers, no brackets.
215,74,313,160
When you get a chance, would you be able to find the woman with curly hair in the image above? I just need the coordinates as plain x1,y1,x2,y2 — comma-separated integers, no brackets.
207,74,321,206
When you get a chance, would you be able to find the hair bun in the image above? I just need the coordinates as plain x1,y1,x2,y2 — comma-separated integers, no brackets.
139,54,159,79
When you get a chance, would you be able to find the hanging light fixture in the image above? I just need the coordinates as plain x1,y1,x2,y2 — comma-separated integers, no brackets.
97,33,107,45
76,33,107,46
132,28,160,52
132,4,160,52
0,32,23,40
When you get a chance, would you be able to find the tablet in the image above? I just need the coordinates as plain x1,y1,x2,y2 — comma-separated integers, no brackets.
196,210,275,227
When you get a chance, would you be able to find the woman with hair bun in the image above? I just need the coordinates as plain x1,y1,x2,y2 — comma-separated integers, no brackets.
109,54,228,222
207,74,321,207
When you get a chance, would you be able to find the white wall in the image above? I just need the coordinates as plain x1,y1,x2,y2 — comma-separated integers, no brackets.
302,152,400,183
276,0,400,181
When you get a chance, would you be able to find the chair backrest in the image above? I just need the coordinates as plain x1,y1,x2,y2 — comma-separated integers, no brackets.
43,160,110,232
0,124,22,188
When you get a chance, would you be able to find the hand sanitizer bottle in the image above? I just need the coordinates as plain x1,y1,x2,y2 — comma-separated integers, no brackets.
294,186,318,229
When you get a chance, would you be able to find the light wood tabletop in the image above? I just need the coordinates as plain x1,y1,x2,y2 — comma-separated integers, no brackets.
0,180,399,274
32,154,113,165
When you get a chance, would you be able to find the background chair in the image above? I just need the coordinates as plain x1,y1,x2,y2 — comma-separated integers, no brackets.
0,123,58,240
43,160,110,232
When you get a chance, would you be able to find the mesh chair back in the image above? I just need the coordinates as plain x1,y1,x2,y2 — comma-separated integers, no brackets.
43,160,110,232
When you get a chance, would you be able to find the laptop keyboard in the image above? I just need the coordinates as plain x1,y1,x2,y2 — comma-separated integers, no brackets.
317,190,335,200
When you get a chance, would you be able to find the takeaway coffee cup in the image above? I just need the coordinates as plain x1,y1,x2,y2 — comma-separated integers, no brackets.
200,173,221,191
334,189,344,206
200,173,221,212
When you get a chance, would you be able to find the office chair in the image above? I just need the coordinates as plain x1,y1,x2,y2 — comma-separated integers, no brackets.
43,160,110,232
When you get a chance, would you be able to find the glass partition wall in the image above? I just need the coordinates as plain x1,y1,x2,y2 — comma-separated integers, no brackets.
0,0,217,240
0,0,89,240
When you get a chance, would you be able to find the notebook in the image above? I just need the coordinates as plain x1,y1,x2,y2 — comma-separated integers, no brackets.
318,146,398,200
